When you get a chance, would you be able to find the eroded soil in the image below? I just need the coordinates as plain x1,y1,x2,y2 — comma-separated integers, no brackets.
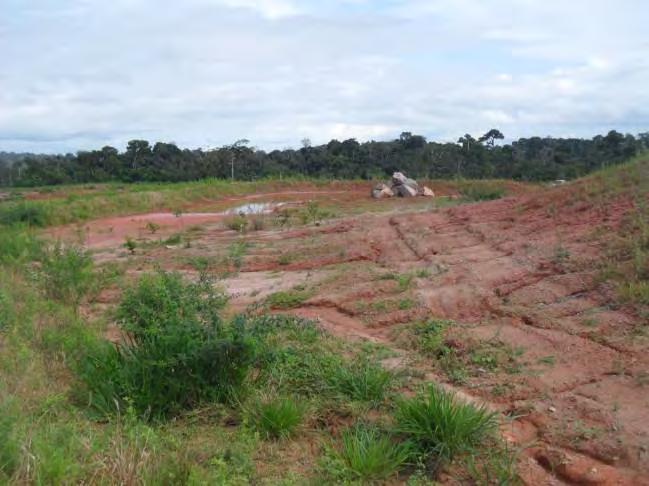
61,184,649,485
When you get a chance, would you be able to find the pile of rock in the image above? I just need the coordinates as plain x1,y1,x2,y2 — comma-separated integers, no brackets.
372,172,435,199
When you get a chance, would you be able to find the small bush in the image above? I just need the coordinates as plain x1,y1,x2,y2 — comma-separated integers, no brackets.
75,271,251,419
248,397,305,439
225,214,248,232
124,237,137,254
330,424,411,482
394,386,497,465
145,221,160,234
39,242,96,308
411,319,451,356
328,360,394,406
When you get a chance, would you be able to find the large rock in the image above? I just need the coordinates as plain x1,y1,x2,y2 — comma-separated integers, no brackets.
393,184,418,197
391,171,419,197
372,183,395,199
373,171,434,199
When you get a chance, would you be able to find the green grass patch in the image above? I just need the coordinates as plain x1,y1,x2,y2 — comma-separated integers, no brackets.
327,424,412,482
247,396,306,439
265,288,312,309
394,385,497,467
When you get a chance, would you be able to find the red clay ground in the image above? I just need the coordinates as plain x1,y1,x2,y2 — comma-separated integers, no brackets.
59,181,648,485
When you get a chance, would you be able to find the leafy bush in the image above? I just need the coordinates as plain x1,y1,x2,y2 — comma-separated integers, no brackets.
394,386,497,465
328,360,394,406
248,396,305,439
76,271,251,419
330,424,411,481
39,243,96,308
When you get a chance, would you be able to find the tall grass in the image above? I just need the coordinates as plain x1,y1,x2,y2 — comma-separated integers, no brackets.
247,396,305,439
330,424,412,482
394,386,497,465
328,360,394,406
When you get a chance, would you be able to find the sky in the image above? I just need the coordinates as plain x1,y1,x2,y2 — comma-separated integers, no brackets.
1,0,648,153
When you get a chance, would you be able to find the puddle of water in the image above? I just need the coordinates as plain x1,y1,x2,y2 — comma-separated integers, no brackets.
224,202,281,215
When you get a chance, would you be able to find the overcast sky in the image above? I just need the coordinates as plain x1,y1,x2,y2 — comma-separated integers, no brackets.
1,0,648,153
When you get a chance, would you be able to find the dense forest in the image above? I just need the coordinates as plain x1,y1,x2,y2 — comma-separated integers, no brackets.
1,129,647,187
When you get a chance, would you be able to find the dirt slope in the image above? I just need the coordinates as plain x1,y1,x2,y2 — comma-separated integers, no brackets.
68,162,649,484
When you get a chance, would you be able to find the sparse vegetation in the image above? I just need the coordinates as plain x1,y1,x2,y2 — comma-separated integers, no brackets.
265,288,312,309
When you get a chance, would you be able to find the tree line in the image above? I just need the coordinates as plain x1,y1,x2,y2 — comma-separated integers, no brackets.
1,129,646,187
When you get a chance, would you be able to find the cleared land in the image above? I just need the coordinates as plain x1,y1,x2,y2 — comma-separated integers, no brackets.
1,160,648,484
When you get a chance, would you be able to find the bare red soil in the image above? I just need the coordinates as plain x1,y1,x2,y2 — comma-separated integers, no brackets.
67,181,648,485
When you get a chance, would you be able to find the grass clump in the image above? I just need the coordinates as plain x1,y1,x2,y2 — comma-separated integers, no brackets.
0,201,49,227
74,270,252,420
0,227,42,264
328,424,412,482
247,396,305,439
328,360,394,406
265,288,312,309
458,181,507,201
394,386,497,466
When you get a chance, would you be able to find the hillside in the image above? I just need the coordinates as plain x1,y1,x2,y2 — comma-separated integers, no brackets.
1,159,648,484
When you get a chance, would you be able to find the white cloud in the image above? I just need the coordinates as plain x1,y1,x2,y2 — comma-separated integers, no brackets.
0,0,647,152
214,0,300,18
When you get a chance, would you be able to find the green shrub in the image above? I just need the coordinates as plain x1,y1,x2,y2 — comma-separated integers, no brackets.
39,242,96,308
0,227,42,264
328,360,393,406
123,237,137,254
0,201,49,227
225,214,248,232
413,319,453,357
248,396,305,439
75,271,251,419
394,386,497,464
330,424,411,481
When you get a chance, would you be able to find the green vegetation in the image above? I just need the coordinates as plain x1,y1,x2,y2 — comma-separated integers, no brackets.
265,287,312,309
76,271,242,419
328,359,394,406
328,424,412,482
457,180,508,201
2,130,645,187
247,396,305,439
395,386,497,465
